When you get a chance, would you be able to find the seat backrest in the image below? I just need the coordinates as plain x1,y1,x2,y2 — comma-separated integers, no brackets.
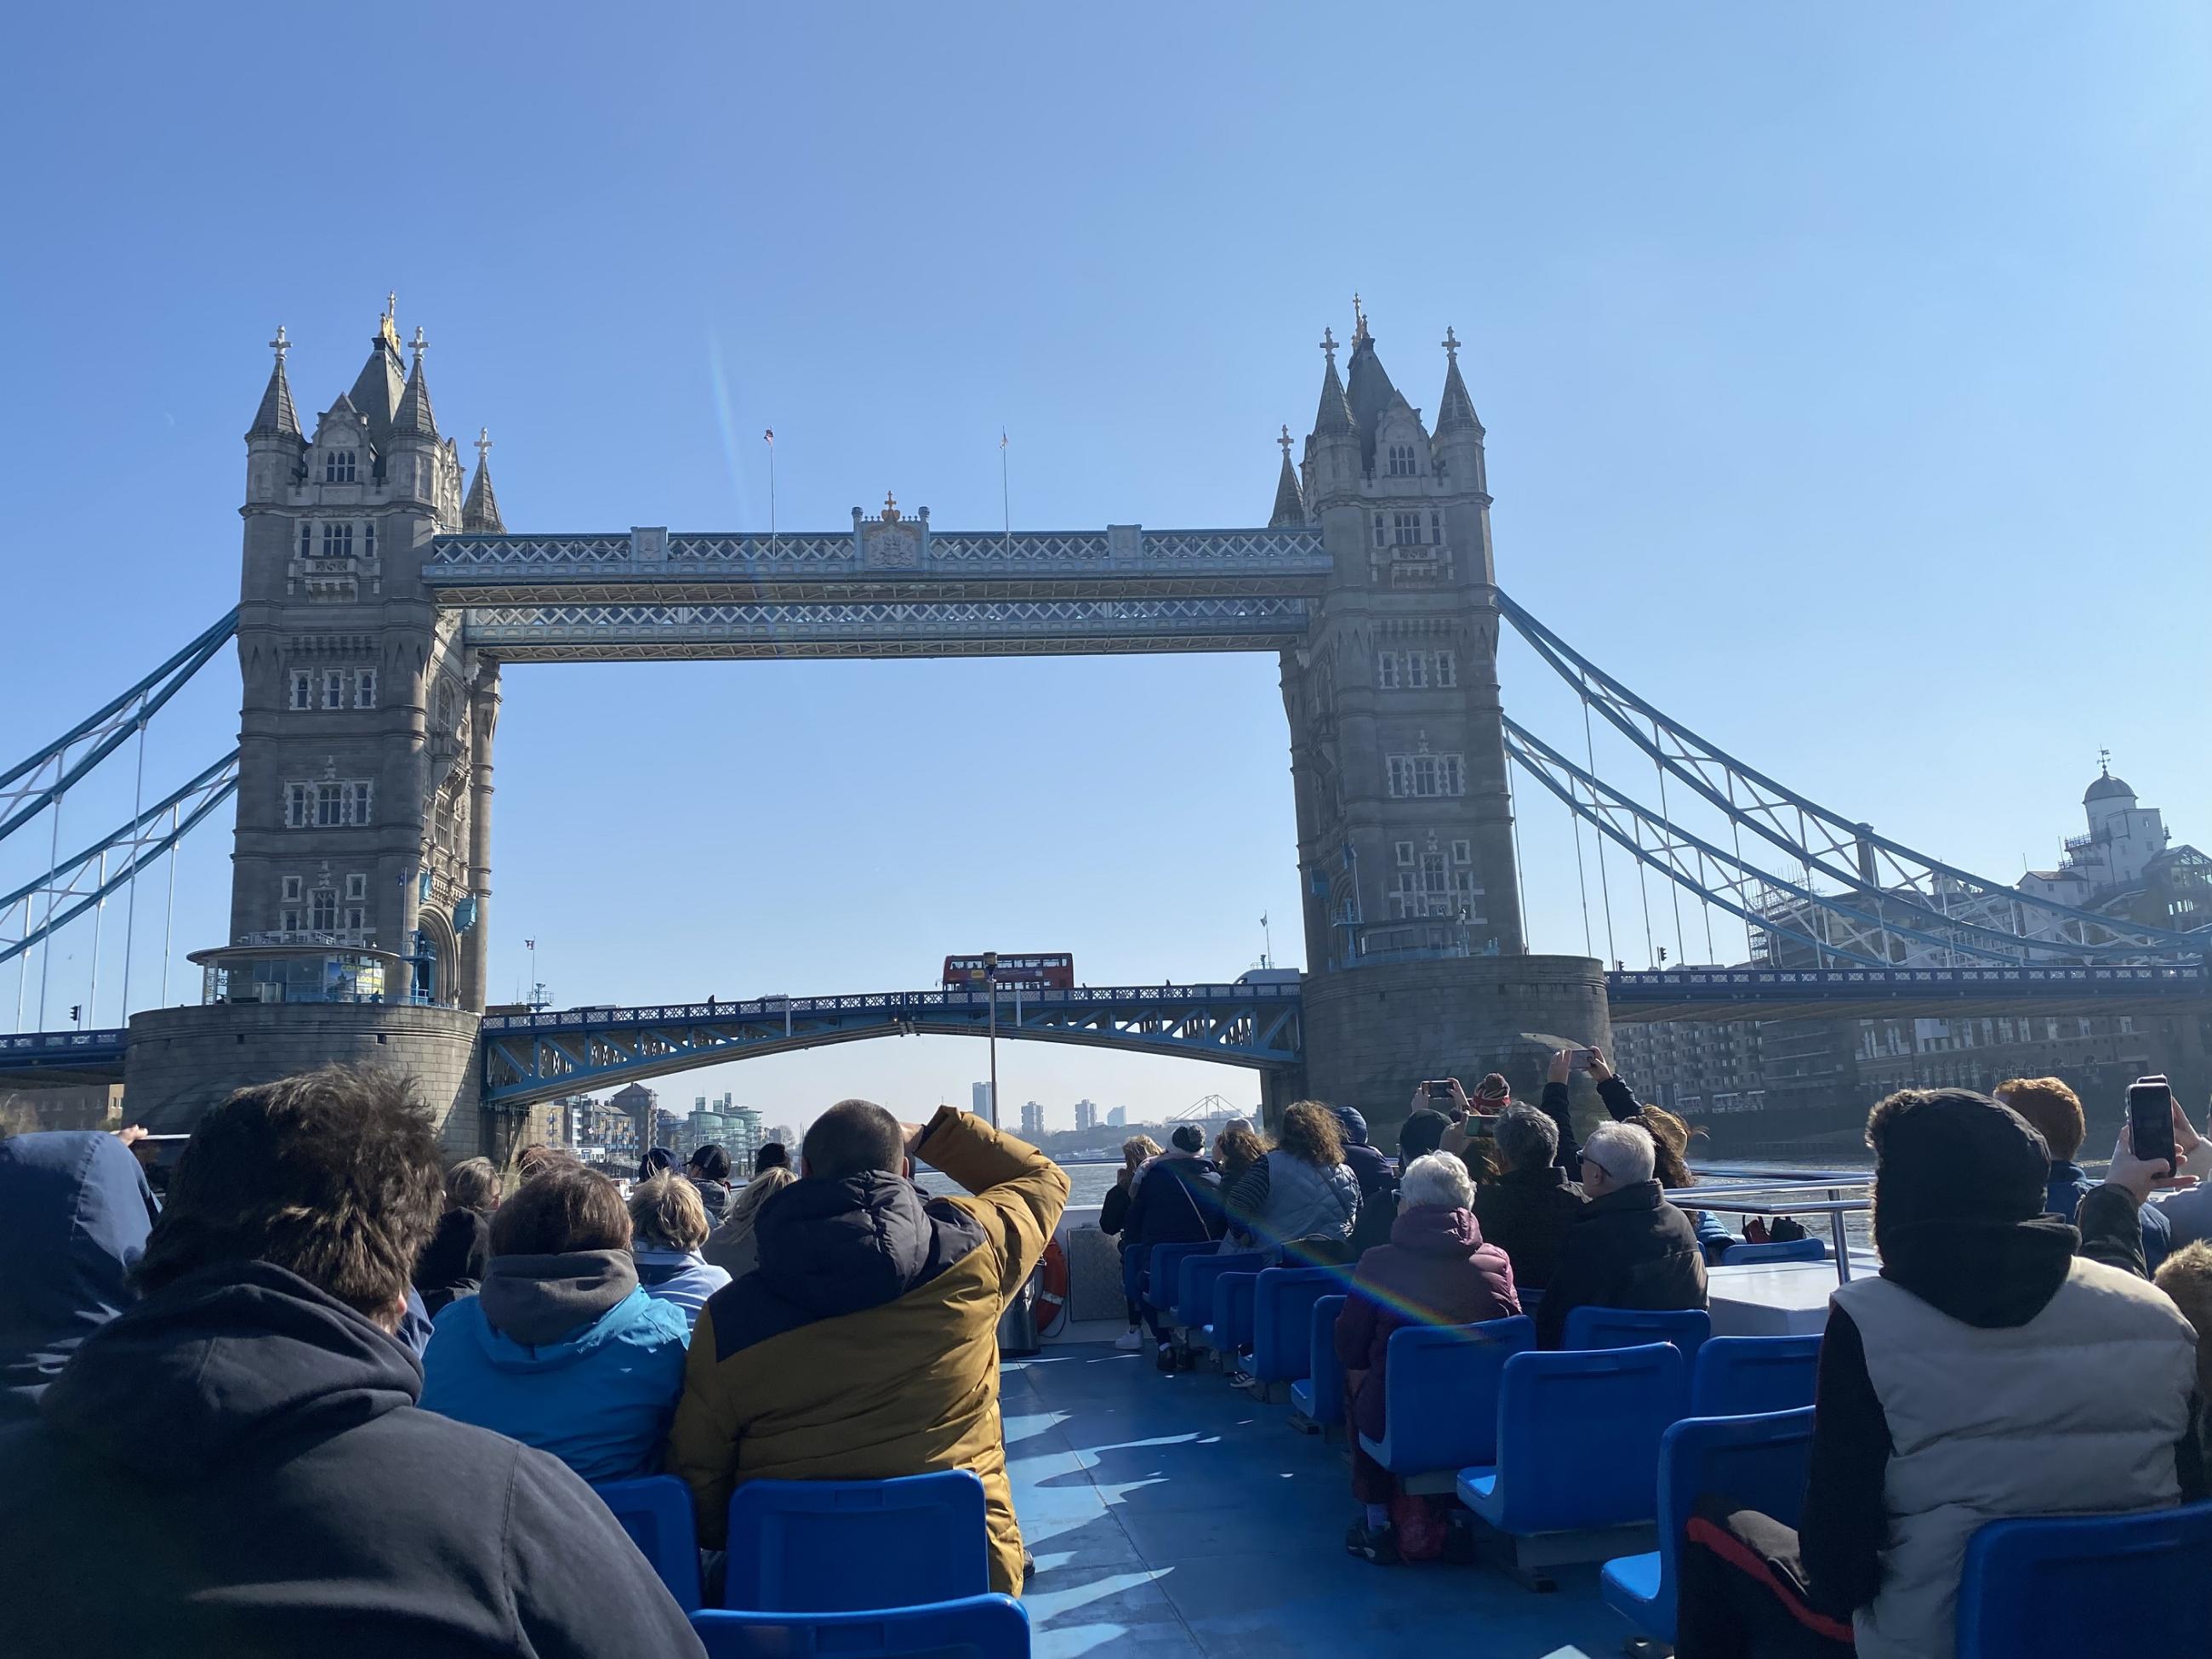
1494,1343,1688,1533
1690,1334,1823,1418
691,1593,1031,1658
1655,1408,1815,1633
1177,1251,1268,1327
1719,1237,1827,1266
1215,1267,1260,1350
724,1471,989,1612
1145,1241,1211,1310
1300,1293,1349,1422
1955,1501,2212,1658
590,1474,702,1613
1378,1314,1535,1473
1561,1303,1712,1365
1251,1267,1348,1381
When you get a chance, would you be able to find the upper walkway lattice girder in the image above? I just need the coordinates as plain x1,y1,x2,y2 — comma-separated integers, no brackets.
1607,962,2210,1023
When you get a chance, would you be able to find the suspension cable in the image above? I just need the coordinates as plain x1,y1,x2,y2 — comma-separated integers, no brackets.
1654,715,1688,963
1580,677,1617,966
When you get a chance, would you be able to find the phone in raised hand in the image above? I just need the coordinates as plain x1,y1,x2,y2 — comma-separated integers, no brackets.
2129,1075,2177,1172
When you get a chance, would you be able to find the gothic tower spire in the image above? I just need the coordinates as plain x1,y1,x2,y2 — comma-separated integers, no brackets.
1434,326,1482,437
1312,326,1354,436
392,327,439,440
246,326,302,442
463,427,505,533
1269,425,1306,527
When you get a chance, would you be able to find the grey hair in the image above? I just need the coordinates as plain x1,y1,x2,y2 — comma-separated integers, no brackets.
1582,1120,1656,1186
1495,1104,1559,1173
1399,1150,1475,1212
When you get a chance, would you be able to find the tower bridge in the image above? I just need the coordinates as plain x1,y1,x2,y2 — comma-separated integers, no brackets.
3,299,2203,1158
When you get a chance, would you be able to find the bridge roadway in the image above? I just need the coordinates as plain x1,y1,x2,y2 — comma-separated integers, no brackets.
3,962,2203,1104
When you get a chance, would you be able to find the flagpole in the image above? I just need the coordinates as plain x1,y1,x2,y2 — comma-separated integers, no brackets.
1000,429,1011,556
764,430,777,558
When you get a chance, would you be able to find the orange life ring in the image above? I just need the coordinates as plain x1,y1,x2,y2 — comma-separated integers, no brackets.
1036,1238,1071,1336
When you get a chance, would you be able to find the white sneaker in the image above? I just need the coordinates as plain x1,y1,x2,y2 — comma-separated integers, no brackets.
1114,1329,1143,1351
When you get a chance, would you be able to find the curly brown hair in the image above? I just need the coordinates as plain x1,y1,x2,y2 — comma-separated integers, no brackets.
1214,1120,1267,1180
1993,1076,2084,1160
1278,1100,1347,1170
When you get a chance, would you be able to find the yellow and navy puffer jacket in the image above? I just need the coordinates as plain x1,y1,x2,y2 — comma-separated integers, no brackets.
666,1108,1069,1595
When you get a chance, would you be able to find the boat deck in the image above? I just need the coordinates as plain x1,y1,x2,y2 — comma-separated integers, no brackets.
1005,1338,1616,1659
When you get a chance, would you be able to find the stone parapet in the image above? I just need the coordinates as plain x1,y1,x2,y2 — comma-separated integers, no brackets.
124,1002,485,1154
1297,955,1612,1148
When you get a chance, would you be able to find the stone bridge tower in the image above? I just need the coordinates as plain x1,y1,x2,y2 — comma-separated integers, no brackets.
1275,307,1607,1123
123,304,505,1153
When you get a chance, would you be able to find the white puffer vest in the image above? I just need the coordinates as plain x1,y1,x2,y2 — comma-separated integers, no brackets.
1833,1257,2197,1659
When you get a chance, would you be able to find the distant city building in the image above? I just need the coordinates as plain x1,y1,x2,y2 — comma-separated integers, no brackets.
1074,1099,1098,1132
1020,1100,1046,1137
670,1091,760,1167
971,1081,994,1120
765,1123,797,1153
609,1082,658,1159
1107,1106,1126,1127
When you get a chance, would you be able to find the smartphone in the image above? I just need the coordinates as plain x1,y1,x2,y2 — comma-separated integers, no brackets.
1425,1079,1457,1100
1570,1048,1599,1071
2129,1075,2177,1170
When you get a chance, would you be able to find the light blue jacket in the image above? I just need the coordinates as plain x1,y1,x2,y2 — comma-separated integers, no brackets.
419,1253,689,1485
631,1246,731,1331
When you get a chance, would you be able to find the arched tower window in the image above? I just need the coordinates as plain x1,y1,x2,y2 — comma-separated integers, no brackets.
324,450,357,483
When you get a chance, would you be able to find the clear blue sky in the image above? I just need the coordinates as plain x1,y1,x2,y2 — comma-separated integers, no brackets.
3,3,2206,1132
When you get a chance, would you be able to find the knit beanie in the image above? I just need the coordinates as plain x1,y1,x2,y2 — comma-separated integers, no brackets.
1171,1124,1206,1154
1869,1088,2049,1251
1398,1109,1450,1163
1472,1074,1512,1109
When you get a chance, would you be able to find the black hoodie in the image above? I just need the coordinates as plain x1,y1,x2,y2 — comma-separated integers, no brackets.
0,1259,704,1658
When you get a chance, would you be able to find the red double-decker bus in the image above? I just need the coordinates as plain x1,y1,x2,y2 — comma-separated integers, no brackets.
942,953,1075,990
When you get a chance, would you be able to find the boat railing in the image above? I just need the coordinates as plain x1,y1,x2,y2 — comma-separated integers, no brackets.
1679,1177,1873,1284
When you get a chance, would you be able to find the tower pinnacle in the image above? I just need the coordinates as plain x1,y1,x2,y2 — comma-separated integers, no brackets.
1312,327,1354,436
1270,425,1306,527
247,324,302,442
392,326,439,440
462,426,505,533
1434,324,1483,438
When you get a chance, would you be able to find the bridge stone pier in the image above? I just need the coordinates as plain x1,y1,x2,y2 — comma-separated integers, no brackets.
134,299,1605,1156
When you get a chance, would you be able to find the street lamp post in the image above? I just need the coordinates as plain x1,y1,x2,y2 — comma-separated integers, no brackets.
983,949,1001,1129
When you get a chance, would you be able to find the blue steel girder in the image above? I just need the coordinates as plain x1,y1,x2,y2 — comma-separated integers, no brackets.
425,525,1330,661
0,1027,129,1080
479,983,1305,1109
1607,962,2212,1023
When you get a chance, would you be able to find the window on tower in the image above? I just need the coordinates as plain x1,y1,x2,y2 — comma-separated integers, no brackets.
321,522,354,559
310,888,338,932
299,522,313,560
322,670,345,710
1388,443,1419,477
289,671,313,710
353,669,377,709
324,451,357,484
1393,511,1422,545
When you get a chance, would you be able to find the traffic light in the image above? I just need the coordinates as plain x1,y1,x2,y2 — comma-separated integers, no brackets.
69,1004,82,1025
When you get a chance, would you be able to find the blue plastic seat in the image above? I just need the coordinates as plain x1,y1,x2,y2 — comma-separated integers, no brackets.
1176,1250,1267,1334
1690,1334,1822,1418
1201,1267,1259,1355
1286,1293,1348,1428
690,1593,1030,1657
1955,1501,2212,1657
724,1471,989,1611
1719,1237,1827,1266
1561,1303,1712,1365
1143,1241,1211,1314
1359,1314,1535,1483
1249,1267,1348,1382
590,1474,701,1612
1456,1342,1688,1536
1599,1406,1814,1644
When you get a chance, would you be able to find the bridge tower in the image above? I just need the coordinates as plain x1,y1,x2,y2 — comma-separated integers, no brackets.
122,305,499,1152
1278,308,1609,1122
